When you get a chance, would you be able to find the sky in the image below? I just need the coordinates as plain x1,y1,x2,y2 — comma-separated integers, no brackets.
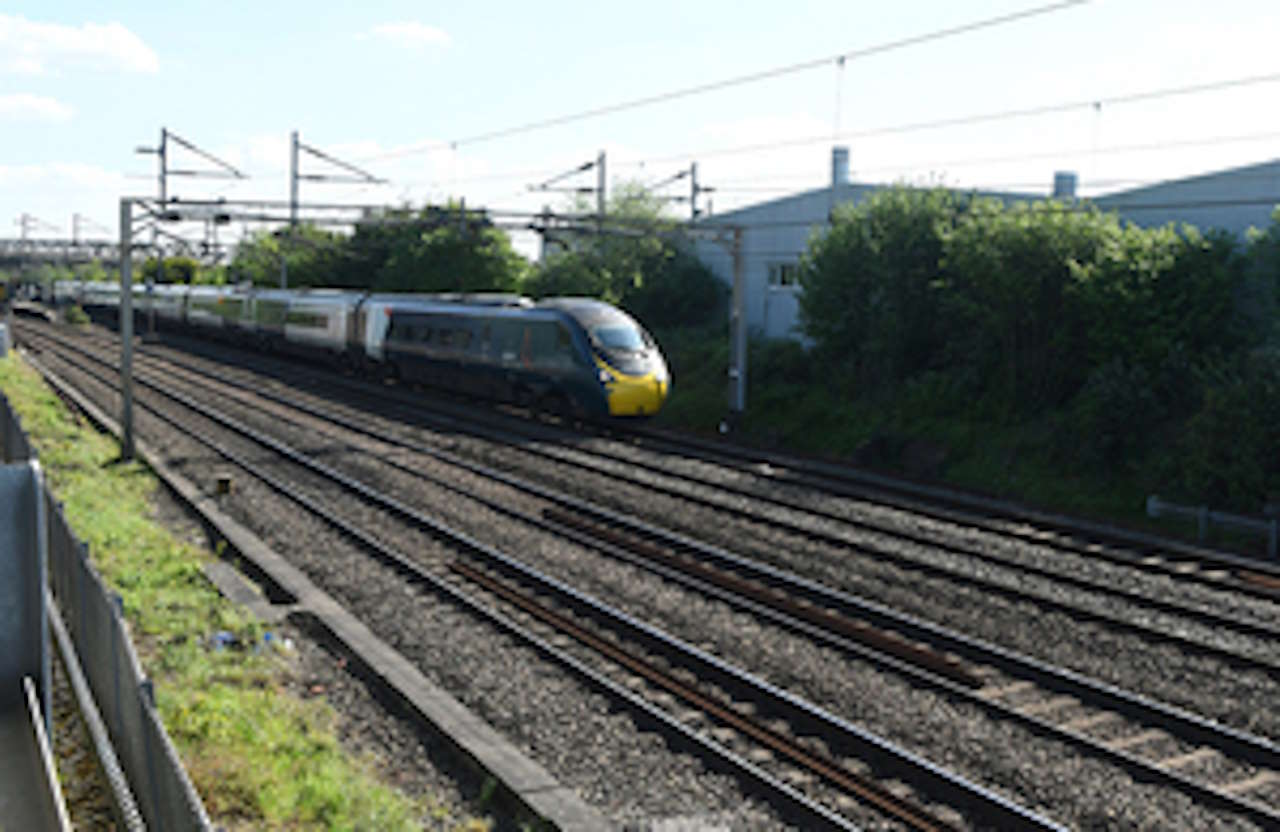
2,0,1279,258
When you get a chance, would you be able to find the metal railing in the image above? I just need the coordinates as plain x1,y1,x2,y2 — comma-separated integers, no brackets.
0,458,65,832
1147,494,1279,560
2,390,211,831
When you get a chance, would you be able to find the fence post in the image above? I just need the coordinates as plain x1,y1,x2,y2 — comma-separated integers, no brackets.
111,593,124,748
76,543,88,644
139,680,163,832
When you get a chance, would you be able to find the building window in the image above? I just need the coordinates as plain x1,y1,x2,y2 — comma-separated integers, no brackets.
768,262,799,287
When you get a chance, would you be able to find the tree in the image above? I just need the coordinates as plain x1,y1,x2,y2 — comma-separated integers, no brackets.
798,187,963,390
374,216,528,293
228,224,351,288
525,181,724,327
141,255,202,284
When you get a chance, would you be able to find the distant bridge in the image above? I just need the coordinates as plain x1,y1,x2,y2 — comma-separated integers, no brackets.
0,238,122,270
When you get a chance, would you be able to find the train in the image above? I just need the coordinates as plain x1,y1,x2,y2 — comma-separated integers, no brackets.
42,280,671,418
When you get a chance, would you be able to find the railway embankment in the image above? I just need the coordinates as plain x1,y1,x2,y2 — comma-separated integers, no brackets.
0,352,494,831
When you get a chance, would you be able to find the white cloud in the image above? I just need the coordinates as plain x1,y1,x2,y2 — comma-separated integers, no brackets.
0,14,159,75
0,93,73,122
363,22,451,49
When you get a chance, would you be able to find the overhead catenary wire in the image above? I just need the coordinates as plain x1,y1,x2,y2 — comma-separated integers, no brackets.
342,75,1280,203
360,0,1089,162
615,72,1280,170
706,129,1280,186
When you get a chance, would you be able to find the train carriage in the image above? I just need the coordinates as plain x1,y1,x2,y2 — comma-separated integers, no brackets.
41,280,670,417
281,289,362,359
185,286,234,331
150,284,190,329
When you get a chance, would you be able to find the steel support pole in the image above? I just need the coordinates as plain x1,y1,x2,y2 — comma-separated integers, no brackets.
281,129,300,290
289,130,299,228
690,162,699,221
729,226,747,414
596,150,606,234
118,199,135,462
158,128,168,204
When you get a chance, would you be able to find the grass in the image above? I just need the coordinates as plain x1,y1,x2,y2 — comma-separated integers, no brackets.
0,353,488,831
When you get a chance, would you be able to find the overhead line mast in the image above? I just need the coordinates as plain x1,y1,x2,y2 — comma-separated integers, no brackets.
281,131,387,288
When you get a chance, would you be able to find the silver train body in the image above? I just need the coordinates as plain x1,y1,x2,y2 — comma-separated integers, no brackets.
48,281,670,417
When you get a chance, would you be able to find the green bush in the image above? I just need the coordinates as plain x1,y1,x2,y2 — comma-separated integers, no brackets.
64,304,89,325
141,255,202,285
798,187,961,391
1167,353,1280,510
1064,359,1160,473
619,248,724,329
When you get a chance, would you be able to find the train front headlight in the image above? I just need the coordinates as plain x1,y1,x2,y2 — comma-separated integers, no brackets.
597,367,615,384
651,356,669,384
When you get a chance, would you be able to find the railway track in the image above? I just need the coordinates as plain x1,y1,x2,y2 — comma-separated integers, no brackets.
18,318,1280,827
17,324,1074,830
150,324,1280,607
73,326,1280,675
615,420,1280,599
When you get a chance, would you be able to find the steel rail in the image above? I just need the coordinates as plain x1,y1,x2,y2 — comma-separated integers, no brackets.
82,336,1280,827
614,421,1280,595
65,327,1280,654
19,348,865,832
113,334,1280,675
96,323,1280,600
22,324,1280,744
24,308,1280,598
451,561,959,832
20,333,1062,831
19,321,1280,828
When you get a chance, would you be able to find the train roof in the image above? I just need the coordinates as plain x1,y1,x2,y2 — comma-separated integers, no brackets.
364,292,532,308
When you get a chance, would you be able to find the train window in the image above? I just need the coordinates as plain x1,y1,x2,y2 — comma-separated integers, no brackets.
492,319,524,363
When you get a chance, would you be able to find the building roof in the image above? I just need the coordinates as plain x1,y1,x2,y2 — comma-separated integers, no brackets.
697,156,1280,238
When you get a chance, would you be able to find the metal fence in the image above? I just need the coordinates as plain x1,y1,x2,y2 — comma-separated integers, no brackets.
1147,495,1279,560
1,391,34,463
0,459,66,832
2,391,211,831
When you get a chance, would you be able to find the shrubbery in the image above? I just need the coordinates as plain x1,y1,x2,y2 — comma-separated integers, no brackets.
797,190,1280,510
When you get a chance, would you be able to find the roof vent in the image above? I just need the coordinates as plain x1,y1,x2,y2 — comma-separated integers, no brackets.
1053,171,1078,199
832,146,850,187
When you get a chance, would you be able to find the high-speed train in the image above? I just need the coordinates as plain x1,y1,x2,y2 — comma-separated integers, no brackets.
47,281,671,418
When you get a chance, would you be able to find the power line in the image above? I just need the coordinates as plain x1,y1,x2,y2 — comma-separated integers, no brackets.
362,0,1089,161
357,77,1280,201
618,72,1280,169
705,130,1280,187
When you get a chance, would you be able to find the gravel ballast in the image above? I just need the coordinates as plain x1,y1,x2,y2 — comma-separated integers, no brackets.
27,335,790,830
23,324,1280,830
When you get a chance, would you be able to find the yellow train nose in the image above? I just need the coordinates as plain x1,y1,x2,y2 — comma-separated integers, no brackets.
606,373,668,416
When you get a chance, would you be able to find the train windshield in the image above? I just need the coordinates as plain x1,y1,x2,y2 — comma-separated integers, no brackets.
572,307,653,353
593,324,649,352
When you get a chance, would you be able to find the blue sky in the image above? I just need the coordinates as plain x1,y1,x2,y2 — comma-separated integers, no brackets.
3,0,1279,254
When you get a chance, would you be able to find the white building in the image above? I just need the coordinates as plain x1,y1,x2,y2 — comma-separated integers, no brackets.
693,150,1280,341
